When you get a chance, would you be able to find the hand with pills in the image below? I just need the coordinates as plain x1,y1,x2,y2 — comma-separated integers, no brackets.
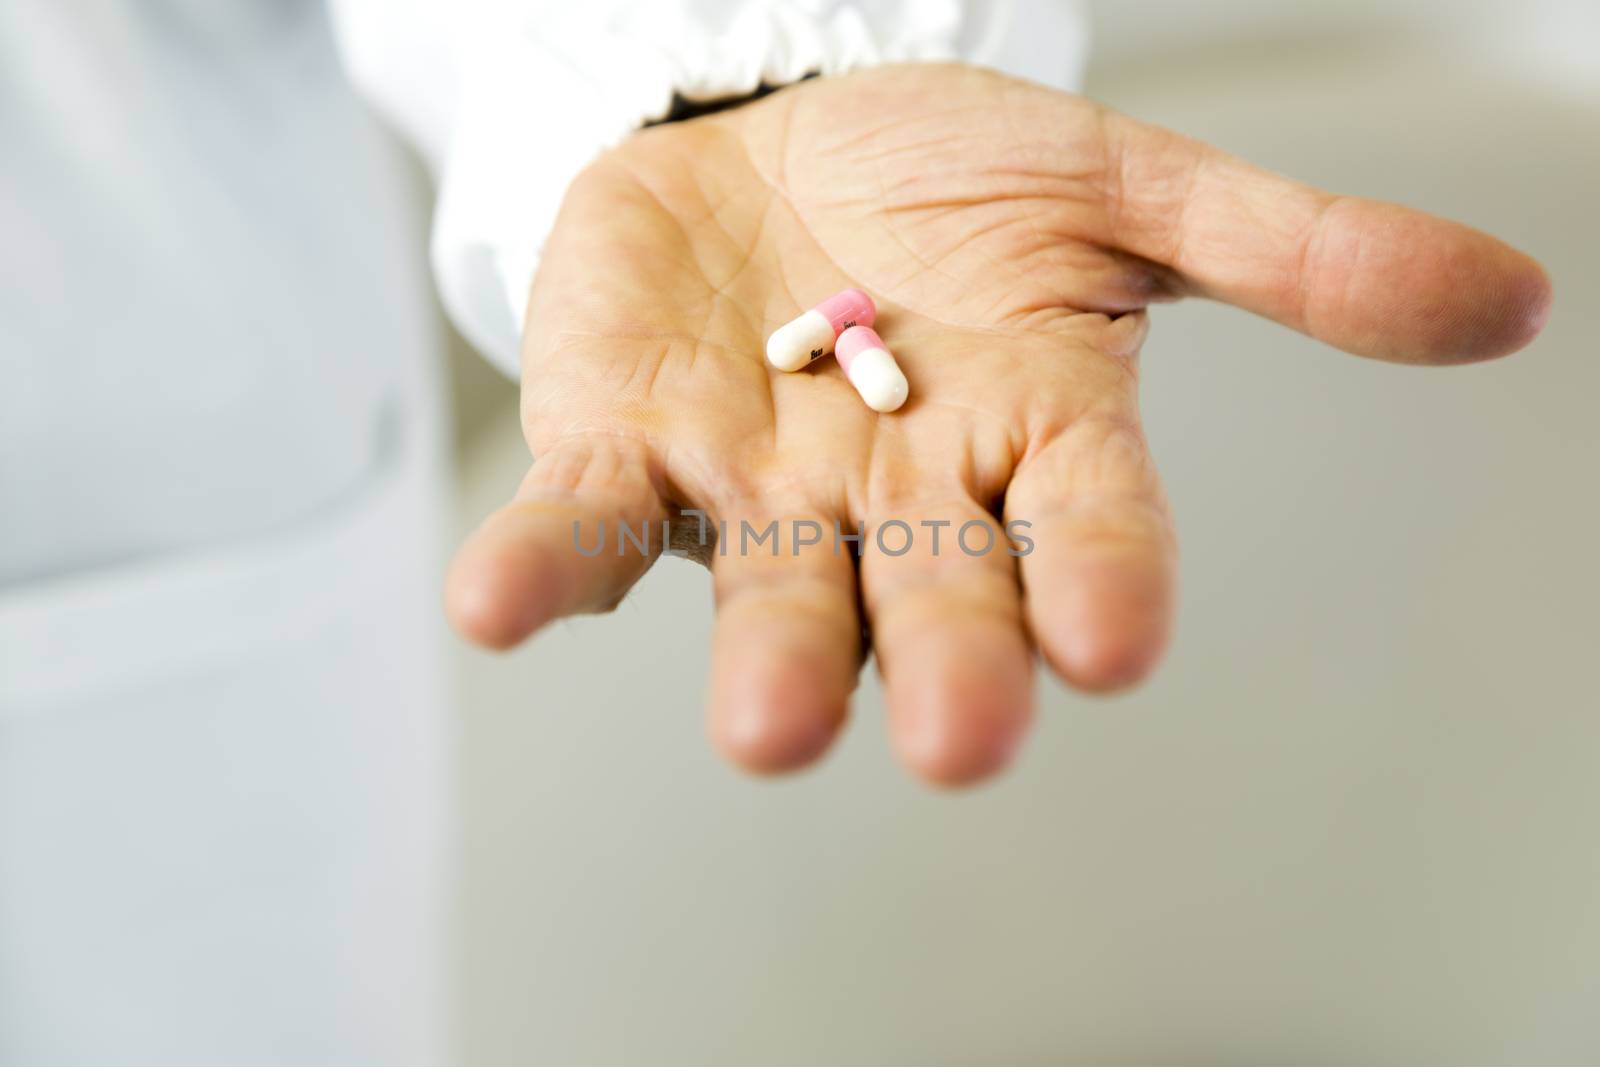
447,64,1550,786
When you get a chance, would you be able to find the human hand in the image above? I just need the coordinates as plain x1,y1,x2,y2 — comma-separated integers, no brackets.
446,64,1550,785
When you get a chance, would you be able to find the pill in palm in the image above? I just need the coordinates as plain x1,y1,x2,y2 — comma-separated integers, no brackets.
836,324,910,413
765,288,877,371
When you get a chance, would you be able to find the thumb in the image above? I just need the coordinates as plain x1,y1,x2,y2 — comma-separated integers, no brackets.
1098,108,1552,364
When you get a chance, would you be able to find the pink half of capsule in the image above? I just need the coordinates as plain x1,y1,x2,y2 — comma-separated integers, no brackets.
835,325,909,413
765,288,877,371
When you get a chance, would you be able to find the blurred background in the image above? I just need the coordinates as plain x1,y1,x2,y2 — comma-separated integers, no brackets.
3,1,1596,1065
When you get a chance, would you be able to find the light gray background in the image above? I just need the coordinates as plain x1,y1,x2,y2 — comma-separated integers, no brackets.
447,5,1599,1064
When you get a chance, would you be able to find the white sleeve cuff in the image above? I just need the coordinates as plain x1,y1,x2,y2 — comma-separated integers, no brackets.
431,0,1088,377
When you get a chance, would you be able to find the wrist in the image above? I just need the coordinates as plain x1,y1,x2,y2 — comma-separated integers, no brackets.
643,74,816,128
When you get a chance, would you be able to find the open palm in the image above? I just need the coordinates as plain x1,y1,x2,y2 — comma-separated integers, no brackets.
448,64,1549,785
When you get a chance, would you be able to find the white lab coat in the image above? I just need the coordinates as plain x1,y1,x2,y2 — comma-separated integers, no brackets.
1,2,449,1063
0,1,1083,1063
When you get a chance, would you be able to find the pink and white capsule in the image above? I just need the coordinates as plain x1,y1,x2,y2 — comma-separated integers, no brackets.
765,288,876,371
835,325,909,413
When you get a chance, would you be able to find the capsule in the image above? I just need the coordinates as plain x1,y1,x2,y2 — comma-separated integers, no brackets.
835,325,909,413
765,288,876,371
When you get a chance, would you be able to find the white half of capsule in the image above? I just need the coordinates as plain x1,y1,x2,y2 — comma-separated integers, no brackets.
765,309,836,372
844,346,909,413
